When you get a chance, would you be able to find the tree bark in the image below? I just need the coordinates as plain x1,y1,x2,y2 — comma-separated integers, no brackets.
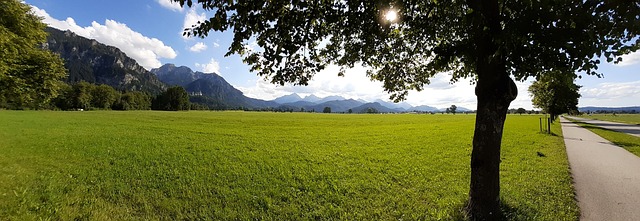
465,0,517,219
467,73,517,220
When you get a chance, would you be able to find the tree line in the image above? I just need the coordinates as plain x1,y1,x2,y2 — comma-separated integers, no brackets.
0,80,193,111
52,82,148,110
50,82,191,111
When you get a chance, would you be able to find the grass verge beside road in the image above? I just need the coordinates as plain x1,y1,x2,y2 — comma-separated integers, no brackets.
0,111,578,220
580,114,640,125
569,119,640,157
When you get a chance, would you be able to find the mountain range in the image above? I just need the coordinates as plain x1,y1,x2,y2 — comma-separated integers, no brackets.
579,106,640,113
150,64,277,109
149,64,455,112
268,93,474,113
45,27,167,94
44,27,474,112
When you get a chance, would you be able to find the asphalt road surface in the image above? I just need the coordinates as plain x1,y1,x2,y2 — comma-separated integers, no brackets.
561,117,640,221
565,116,640,137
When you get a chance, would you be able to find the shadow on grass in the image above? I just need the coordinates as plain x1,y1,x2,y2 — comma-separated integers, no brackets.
569,120,616,133
537,132,559,137
445,202,468,221
457,199,530,221
578,123,612,132
613,141,640,148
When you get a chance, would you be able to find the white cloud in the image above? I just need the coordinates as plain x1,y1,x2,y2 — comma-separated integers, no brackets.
616,51,640,66
195,59,221,74
31,6,177,70
235,65,534,110
213,42,220,48
581,81,640,99
514,81,535,109
580,81,640,107
238,65,388,102
189,42,207,52
182,8,206,39
156,0,184,12
404,75,477,109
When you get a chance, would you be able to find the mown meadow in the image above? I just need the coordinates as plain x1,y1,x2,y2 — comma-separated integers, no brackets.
0,111,578,220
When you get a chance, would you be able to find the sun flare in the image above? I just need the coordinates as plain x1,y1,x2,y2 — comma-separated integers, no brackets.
385,9,398,22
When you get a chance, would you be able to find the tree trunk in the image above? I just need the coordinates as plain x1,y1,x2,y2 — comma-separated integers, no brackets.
467,73,517,220
464,0,517,219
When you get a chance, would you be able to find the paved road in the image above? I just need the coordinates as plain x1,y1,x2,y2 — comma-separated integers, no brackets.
560,117,640,221
565,116,640,137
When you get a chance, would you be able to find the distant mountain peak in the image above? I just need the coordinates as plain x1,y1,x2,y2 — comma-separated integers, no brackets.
273,93,303,104
152,63,194,75
316,95,346,103
351,102,396,113
301,94,321,102
194,71,221,77
305,94,320,99
373,98,413,110
409,105,439,112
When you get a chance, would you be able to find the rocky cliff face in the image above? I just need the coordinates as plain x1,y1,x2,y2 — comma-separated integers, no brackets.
45,27,167,94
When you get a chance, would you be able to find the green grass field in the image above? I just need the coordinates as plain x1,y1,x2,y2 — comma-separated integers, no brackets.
580,114,640,125
0,111,578,220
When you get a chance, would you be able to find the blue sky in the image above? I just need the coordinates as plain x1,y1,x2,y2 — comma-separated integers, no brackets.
28,0,640,110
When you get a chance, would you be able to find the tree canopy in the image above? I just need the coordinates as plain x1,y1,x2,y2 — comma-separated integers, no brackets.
177,0,638,100
529,71,581,120
446,105,458,114
173,0,640,219
0,0,67,109
152,86,190,111
91,84,119,109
